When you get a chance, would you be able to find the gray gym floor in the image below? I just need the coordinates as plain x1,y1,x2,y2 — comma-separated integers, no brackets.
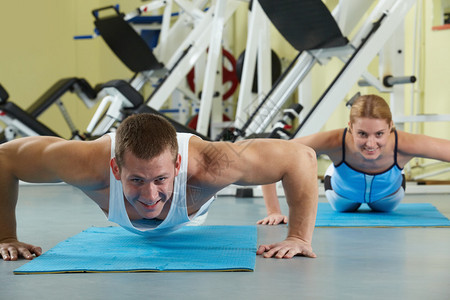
1,183,449,300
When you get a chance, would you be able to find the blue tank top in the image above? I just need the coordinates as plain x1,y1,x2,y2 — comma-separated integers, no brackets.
330,128,403,203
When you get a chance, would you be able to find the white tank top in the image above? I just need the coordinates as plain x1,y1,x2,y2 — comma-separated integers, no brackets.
107,132,215,236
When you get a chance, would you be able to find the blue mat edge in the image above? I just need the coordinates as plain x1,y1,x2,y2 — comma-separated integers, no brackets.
14,268,254,275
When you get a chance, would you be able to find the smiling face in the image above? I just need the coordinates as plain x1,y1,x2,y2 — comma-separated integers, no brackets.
111,149,181,219
348,117,393,160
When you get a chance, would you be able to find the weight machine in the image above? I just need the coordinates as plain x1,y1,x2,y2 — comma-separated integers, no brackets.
224,0,419,142
83,1,243,138
0,78,97,142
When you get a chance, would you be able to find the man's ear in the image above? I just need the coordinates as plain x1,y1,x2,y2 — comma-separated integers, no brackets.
110,158,121,180
174,154,181,176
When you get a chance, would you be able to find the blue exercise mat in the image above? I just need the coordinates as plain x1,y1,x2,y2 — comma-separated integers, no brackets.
14,225,256,275
315,203,450,227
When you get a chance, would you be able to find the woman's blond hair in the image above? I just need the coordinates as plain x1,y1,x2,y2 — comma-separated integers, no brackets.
350,94,392,127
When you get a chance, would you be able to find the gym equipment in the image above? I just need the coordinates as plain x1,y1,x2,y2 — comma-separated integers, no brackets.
186,48,239,101
92,6,164,73
345,92,361,108
226,0,419,142
235,49,282,94
0,78,97,143
291,0,418,138
85,79,146,138
84,5,168,137
268,103,303,139
85,1,241,138
234,103,303,141
229,0,347,142
85,3,205,137
126,104,211,141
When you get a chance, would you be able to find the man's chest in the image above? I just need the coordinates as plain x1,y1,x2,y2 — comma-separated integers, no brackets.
185,184,216,215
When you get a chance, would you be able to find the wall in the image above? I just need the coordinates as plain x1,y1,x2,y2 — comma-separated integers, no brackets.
0,0,142,138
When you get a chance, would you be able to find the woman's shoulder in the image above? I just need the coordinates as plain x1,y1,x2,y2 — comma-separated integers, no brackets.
294,128,345,158
395,130,424,150
320,128,346,148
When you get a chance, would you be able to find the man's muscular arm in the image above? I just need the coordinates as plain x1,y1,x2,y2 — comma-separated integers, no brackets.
191,138,318,258
0,136,109,260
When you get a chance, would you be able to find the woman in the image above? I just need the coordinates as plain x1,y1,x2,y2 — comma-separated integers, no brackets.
259,94,450,225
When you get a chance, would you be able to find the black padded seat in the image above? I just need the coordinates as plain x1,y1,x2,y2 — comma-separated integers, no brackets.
99,79,144,108
0,83,9,105
93,6,164,73
0,102,59,136
258,0,348,51
27,77,97,118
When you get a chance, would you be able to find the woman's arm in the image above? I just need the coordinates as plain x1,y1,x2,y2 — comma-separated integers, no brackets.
257,183,288,225
397,131,450,164
293,129,344,156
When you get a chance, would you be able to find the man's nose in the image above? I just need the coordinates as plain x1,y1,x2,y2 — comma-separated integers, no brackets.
141,183,159,201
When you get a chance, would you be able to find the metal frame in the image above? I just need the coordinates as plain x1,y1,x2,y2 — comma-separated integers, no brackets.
84,0,243,138
144,0,242,135
234,0,273,129
231,0,417,139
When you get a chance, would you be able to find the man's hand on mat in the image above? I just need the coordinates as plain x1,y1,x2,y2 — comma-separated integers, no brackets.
256,213,288,225
256,237,316,259
0,240,42,261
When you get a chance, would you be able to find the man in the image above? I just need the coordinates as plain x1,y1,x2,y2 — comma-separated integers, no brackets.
0,113,318,260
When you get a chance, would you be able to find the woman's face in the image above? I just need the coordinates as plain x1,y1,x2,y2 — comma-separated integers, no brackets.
349,117,393,161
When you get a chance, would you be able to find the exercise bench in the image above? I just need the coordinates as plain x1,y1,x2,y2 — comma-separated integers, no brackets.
0,77,97,143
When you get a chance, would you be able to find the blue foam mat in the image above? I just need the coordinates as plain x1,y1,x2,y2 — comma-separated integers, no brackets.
315,203,450,227
14,225,257,275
